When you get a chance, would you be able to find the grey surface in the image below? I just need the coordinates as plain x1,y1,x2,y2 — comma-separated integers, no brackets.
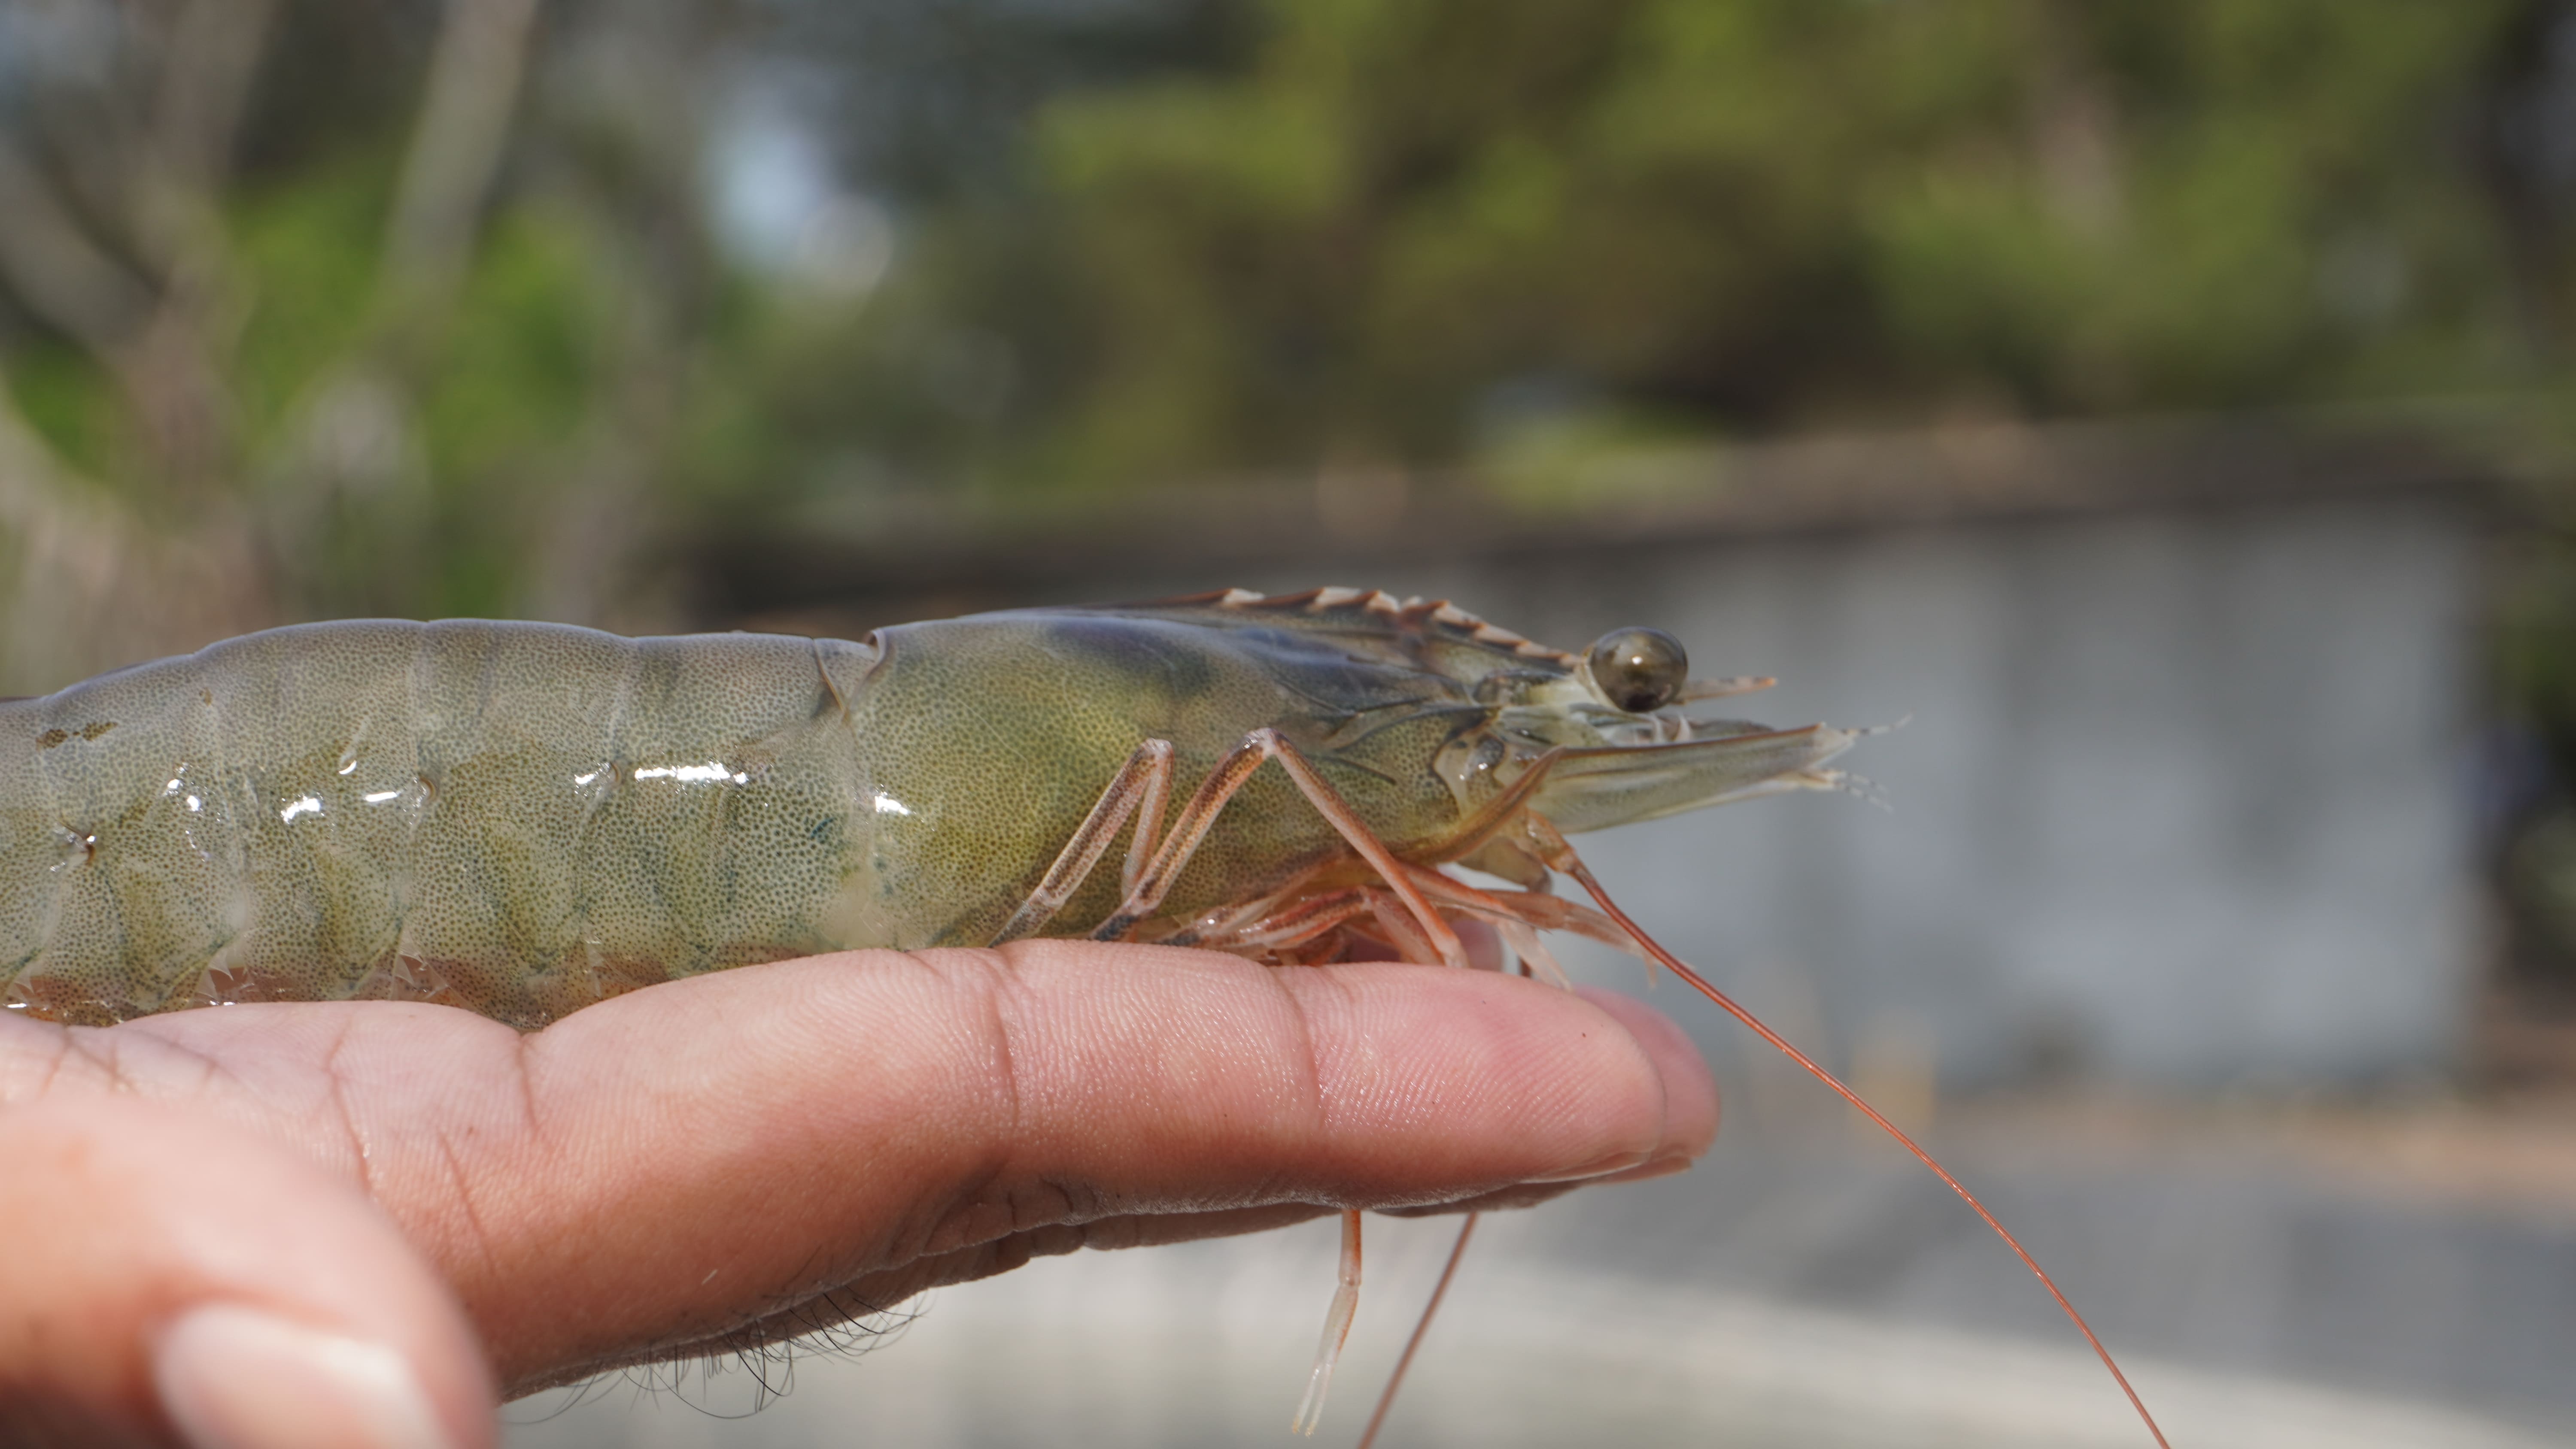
512,483,2512,1445
1020,493,2482,1088
1511,1130,2576,1420
502,1117,2576,1448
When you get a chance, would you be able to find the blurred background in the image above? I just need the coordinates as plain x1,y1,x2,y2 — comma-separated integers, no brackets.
7,0,2576,1443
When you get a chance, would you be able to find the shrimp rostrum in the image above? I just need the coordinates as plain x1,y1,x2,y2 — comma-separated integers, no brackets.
0,586,2166,1443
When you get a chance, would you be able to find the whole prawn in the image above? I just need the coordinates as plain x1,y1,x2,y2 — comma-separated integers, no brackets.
0,586,2166,1445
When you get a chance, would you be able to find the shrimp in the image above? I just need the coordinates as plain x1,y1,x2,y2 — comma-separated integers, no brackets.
0,586,2166,1445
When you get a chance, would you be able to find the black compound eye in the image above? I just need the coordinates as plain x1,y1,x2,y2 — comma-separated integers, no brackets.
1586,627,1688,713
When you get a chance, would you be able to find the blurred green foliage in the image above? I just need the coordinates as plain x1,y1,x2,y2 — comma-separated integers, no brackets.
781,0,2555,502
231,163,391,442
0,0,2568,631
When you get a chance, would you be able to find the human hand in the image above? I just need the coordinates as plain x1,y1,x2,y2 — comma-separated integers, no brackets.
0,940,1716,1448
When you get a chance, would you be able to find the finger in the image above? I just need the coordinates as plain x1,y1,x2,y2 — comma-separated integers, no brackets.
36,941,1716,1394
468,943,1711,1385
0,1096,494,1449
1383,984,1722,1216
1576,984,1720,1161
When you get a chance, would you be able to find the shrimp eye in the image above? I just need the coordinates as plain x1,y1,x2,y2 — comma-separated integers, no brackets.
1586,627,1688,713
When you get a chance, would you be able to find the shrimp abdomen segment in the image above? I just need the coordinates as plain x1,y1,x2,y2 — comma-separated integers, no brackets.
0,621,876,1025
0,639,237,1022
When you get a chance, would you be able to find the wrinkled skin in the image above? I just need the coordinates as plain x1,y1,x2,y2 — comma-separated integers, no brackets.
0,937,1716,1447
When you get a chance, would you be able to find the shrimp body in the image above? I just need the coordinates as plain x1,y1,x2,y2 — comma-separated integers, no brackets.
0,590,1854,1028
0,588,2172,1444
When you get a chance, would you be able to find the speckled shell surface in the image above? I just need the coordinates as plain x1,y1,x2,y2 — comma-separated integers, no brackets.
845,600,1499,953
0,598,1557,1027
0,591,1844,1029
0,620,882,1026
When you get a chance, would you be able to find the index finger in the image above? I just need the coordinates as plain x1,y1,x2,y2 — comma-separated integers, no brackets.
12,941,1716,1390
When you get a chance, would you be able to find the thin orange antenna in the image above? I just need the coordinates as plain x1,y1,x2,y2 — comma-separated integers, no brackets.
1353,1212,1479,1449
1556,852,2172,1449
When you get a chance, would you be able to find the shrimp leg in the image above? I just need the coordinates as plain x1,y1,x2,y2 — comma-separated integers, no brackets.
1292,1208,1364,1436
988,739,1176,944
1095,728,1469,972
1006,728,1478,1431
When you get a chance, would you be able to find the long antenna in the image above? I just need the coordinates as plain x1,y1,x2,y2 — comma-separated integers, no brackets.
1562,858,2172,1449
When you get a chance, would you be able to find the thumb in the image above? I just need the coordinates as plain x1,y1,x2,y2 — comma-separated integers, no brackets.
0,1095,495,1449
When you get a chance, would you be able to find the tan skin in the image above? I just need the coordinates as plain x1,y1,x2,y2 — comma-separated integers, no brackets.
0,935,1716,1448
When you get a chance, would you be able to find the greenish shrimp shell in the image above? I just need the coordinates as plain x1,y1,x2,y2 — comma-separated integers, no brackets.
0,590,1854,1028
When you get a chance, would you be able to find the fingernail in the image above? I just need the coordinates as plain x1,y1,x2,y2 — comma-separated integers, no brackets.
155,1304,455,1449
1525,1148,1653,1183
